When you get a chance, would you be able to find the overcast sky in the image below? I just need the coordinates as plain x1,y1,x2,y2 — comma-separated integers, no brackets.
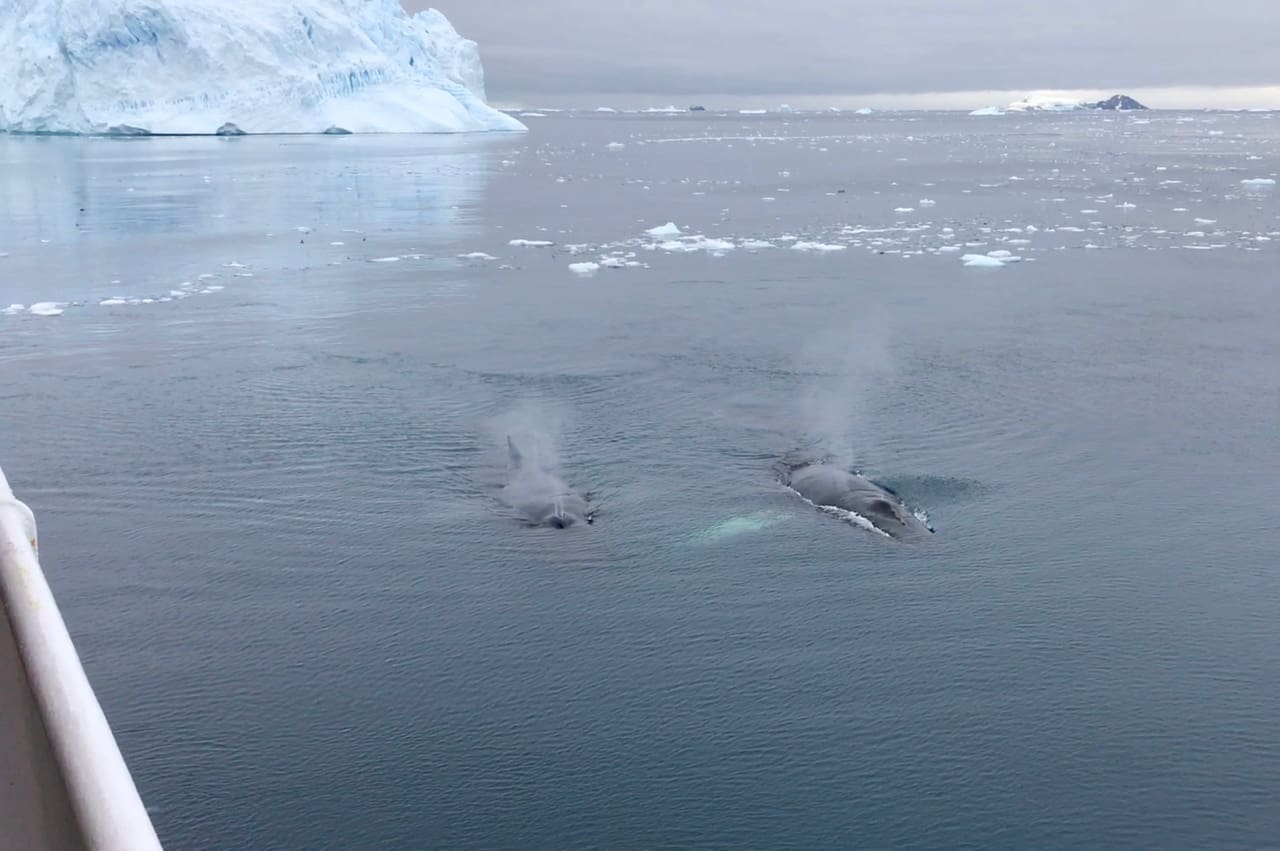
406,1,1280,108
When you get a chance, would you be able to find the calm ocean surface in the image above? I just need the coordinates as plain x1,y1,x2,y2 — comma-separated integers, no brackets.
3,111,1279,849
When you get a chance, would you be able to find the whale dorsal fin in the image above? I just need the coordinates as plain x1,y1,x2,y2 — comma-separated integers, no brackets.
506,436,523,466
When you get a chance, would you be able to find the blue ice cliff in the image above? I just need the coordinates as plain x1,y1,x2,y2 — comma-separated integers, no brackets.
0,0,525,134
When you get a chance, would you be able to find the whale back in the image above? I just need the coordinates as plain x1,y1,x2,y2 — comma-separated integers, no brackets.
785,463,932,539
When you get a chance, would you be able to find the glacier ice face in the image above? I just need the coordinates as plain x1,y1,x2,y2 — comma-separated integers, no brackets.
0,0,524,134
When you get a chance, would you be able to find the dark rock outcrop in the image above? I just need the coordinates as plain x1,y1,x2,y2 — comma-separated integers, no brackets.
1093,94,1148,110
322,125,353,135
215,122,246,136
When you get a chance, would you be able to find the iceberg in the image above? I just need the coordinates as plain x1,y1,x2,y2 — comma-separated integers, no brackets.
0,0,524,134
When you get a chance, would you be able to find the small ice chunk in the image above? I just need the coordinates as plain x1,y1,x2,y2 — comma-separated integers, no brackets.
3,303,26,315
29,302,64,315
894,207,914,213
646,222,682,237
739,239,775,249
370,256,400,262
1241,178,1276,187
655,236,735,254
458,252,497,260
99,297,129,306
919,199,936,206
569,262,600,276
1194,218,1217,225
605,142,625,150
962,254,1006,267
969,107,1004,116
508,239,555,247
791,241,846,252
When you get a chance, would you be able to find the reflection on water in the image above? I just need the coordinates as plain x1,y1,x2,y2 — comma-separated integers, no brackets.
0,134,525,308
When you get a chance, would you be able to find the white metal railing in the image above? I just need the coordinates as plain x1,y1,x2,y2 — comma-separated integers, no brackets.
0,464,163,851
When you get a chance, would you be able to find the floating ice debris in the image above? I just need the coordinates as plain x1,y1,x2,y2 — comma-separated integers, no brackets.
791,241,846,252
508,239,555,247
652,236,735,254
458,252,497,260
296,226,312,234
605,142,625,150
645,222,682,237
518,112,547,118
919,198,936,207
594,107,617,113
1194,218,1217,225
99,297,128,306
987,250,1022,262
740,239,775,249
223,261,248,268
962,254,1008,268
1241,178,1276,188
330,241,345,246
369,256,401,262
969,107,1004,116
29,302,64,316
894,207,914,213
568,262,600,276
739,109,767,115
599,257,626,268
3,303,25,315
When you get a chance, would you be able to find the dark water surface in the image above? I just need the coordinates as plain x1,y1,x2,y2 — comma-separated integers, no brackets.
3,112,1279,849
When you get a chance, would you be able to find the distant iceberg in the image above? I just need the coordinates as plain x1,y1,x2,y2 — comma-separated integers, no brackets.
0,0,524,134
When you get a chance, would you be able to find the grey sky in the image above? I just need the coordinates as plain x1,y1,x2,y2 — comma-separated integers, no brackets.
408,1,1280,107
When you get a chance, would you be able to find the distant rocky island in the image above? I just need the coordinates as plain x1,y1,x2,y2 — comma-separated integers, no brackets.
971,93,1150,116
1092,94,1148,110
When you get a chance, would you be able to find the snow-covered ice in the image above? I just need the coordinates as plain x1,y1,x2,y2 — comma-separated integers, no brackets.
645,222,682,237
962,254,1010,268
508,239,554,247
28,302,65,315
568,262,600,276
791,241,846,252
0,0,524,134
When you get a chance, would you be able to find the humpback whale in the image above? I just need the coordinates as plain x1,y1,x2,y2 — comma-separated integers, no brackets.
778,457,932,540
503,437,594,528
